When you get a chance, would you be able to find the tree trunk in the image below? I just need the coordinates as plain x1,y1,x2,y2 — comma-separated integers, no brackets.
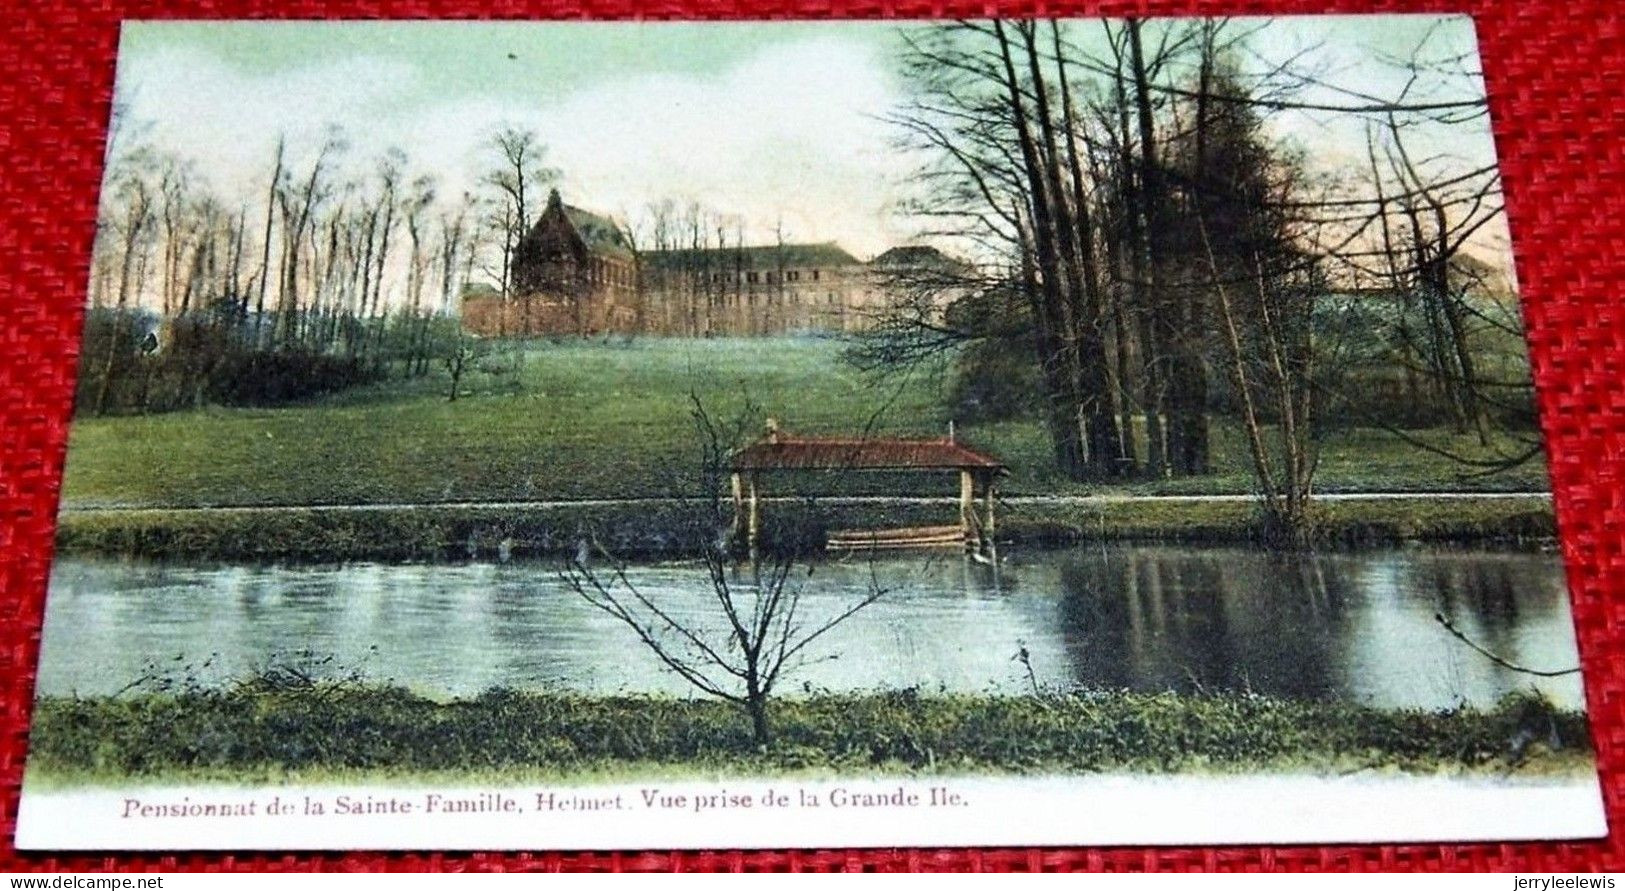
94,235,141,416
745,690,770,746
1016,209,1087,478
996,20,1088,480
1104,231,1141,472
1429,207,1490,445
1130,19,1207,478
255,140,284,349
1117,26,1165,478
1045,22,1125,477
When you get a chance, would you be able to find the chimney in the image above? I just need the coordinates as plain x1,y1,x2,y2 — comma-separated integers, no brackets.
766,418,780,444
947,419,956,443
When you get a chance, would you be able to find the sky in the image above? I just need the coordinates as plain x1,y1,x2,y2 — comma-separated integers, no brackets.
110,16,1504,262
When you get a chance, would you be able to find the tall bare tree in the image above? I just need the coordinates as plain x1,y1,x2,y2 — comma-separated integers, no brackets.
93,147,158,414
481,125,557,337
275,134,343,347
563,396,886,745
253,136,285,347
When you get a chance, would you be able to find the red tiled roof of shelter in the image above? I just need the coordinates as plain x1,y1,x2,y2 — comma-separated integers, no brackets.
730,431,1005,473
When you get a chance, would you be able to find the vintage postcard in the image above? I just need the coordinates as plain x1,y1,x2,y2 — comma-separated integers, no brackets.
17,16,1606,850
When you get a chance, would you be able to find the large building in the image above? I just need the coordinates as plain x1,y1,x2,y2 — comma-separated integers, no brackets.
461,190,640,337
460,190,961,337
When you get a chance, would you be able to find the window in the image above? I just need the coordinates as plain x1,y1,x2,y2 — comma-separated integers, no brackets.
787,270,800,282
812,269,821,281
747,272,758,284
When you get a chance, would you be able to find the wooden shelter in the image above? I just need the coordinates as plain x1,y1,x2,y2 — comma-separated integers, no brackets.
727,421,1007,554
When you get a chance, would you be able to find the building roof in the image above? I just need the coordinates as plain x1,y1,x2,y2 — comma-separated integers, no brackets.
869,245,965,270
561,203,634,260
644,242,862,271
730,432,1006,473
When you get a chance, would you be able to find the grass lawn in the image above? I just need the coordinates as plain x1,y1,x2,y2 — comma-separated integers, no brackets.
60,336,1550,509
26,686,1591,786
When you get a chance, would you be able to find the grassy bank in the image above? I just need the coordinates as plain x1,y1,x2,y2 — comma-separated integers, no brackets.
53,494,1556,561
62,338,1548,510
27,686,1590,787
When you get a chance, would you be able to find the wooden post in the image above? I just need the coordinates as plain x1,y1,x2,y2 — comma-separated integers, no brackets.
983,475,996,540
747,473,760,548
960,469,974,550
730,472,744,540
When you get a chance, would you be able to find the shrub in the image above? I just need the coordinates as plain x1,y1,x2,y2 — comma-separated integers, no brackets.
75,307,396,416
947,339,1045,423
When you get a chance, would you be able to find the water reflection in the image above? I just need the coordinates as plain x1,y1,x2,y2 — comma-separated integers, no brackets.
36,544,1585,710
1052,551,1353,699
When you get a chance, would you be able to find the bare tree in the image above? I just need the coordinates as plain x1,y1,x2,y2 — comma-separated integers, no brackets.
93,147,158,414
481,125,557,338
884,20,1203,481
1298,30,1533,477
275,133,343,347
155,153,196,318
436,191,478,316
879,17,1522,539
402,173,437,375
253,136,285,347
562,396,887,745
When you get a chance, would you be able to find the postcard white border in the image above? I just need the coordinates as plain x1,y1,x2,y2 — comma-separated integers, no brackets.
16,773,1607,851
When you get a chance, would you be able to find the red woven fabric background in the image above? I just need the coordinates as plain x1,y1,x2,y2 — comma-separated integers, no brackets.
0,0,1620,872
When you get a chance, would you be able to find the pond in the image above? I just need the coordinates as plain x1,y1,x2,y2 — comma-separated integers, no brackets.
35,544,1586,710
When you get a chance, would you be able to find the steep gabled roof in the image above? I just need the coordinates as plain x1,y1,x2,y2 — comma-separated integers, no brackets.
562,204,634,260
520,190,634,261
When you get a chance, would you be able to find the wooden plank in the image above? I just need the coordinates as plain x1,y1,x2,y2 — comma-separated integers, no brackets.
828,524,961,541
828,535,964,551
827,524,966,550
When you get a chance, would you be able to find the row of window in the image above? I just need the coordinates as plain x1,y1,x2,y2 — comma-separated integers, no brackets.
551,256,827,290
586,257,634,288
710,269,824,285
714,291,843,307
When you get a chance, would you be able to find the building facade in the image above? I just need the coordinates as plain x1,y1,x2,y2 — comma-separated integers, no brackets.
461,191,639,337
461,190,962,338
